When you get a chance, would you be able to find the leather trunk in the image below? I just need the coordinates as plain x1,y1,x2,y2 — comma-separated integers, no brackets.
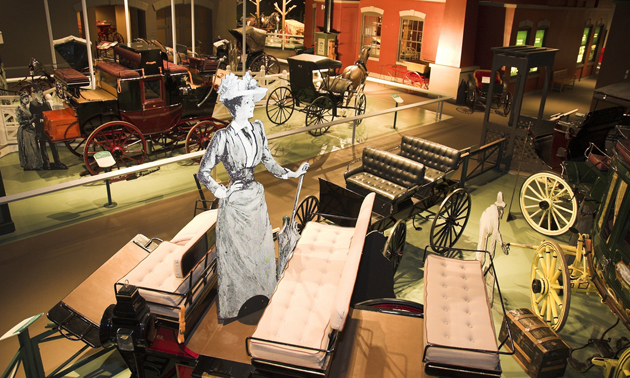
498,308,570,378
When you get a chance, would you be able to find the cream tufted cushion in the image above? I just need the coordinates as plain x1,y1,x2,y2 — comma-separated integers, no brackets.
423,254,500,372
249,193,375,370
118,210,218,317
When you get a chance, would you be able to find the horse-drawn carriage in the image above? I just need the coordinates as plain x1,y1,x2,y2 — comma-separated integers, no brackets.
265,50,369,136
518,106,627,236
226,26,280,75
466,69,512,116
292,135,472,271
46,41,227,179
501,105,630,376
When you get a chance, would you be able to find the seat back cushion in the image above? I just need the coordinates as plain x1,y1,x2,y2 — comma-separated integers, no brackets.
171,210,217,278
362,147,425,188
330,193,375,331
400,135,461,173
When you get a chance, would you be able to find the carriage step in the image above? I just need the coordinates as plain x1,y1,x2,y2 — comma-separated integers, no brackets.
591,339,615,358
567,356,594,373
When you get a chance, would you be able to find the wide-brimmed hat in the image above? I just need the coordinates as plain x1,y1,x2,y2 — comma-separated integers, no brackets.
218,72,268,103
495,192,506,208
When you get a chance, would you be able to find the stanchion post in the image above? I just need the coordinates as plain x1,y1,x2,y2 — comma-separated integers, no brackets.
94,151,117,208
392,94,403,129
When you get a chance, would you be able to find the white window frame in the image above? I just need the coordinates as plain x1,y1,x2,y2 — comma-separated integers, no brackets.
397,10,425,63
360,7,383,59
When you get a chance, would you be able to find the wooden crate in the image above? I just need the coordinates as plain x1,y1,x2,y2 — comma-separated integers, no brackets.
499,308,571,378
44,108,81,141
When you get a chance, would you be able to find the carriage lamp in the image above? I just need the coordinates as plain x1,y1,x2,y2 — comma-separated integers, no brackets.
99,284,156,352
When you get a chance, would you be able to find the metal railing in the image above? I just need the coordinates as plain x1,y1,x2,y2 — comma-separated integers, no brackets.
0,78,451,206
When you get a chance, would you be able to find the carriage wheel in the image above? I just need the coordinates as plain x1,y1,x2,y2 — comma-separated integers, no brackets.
502,92,512,116
294,195,320,233
520,172,578,236
67,114,120,157
250,53,281,75
613,348,630,378
112,32,124,44
530,240,571,332
306,96,335,137
266,87,295,125
383,219,407,273
150,126,182,151
466,82,477,111
354,93,367,125
430,188,471,253
83,121,147,181
185,121,221,163
402,71,423,94
64,139,86,157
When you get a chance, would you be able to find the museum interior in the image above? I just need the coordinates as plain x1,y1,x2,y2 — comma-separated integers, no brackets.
1,0,630,377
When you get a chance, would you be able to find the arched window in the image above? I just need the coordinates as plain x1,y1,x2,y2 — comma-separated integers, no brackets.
361,7,383,59
398,10,425,62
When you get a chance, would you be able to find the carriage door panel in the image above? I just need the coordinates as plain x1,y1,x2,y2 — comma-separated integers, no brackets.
139,78,181,134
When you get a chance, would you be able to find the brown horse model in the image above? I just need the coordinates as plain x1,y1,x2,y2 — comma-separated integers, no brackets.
340,47,370,104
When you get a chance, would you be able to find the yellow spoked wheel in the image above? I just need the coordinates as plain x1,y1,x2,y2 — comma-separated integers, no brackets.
614,348,630,378
530,240,571,332
520,172,578,236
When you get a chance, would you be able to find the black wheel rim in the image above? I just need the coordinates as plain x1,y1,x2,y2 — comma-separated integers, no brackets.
295,196,319,233
306,96,334,136
83,122,147,181
384,220,407,273
266,87,294,125
430,189,471,253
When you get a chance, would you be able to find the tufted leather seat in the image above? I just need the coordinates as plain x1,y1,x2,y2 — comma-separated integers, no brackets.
423,254,501,377
344,147,425,215
399,135,461,183
248,193,375,372
118,210,217,318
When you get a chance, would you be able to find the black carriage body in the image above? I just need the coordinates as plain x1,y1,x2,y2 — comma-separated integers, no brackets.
590,150,630,330
287,54,343,106
69,43,217,136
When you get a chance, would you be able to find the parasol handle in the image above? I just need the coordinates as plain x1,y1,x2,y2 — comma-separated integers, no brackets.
290,164,308,222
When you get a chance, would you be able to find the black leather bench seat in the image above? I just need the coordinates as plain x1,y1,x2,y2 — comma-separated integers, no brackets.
345,147,425,216
399,135,461,183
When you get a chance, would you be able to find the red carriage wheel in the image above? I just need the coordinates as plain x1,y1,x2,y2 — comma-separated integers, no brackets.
83,121,147,181
185,120,222,163
402,71,423,94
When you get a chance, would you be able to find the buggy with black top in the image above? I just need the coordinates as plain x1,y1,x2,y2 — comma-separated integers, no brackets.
265,53,369,136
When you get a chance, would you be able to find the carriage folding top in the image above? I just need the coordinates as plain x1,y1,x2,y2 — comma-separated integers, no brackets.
228,26,268,53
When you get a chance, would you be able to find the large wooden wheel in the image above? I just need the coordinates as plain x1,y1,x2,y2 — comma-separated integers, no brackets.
520,172,578,236
250,53,281,75
306,96,335,137
83,121,147,181
266,87,295,125
294,195,319,233
185,120,222,162
530,240,571,332
466,82,477,111
613,348,630,378
383,219,407,273
430,188,471,253
354,93,367,125
66,114,120,157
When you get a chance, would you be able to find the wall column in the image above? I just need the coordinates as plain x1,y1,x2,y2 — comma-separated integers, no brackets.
430,0,479,98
